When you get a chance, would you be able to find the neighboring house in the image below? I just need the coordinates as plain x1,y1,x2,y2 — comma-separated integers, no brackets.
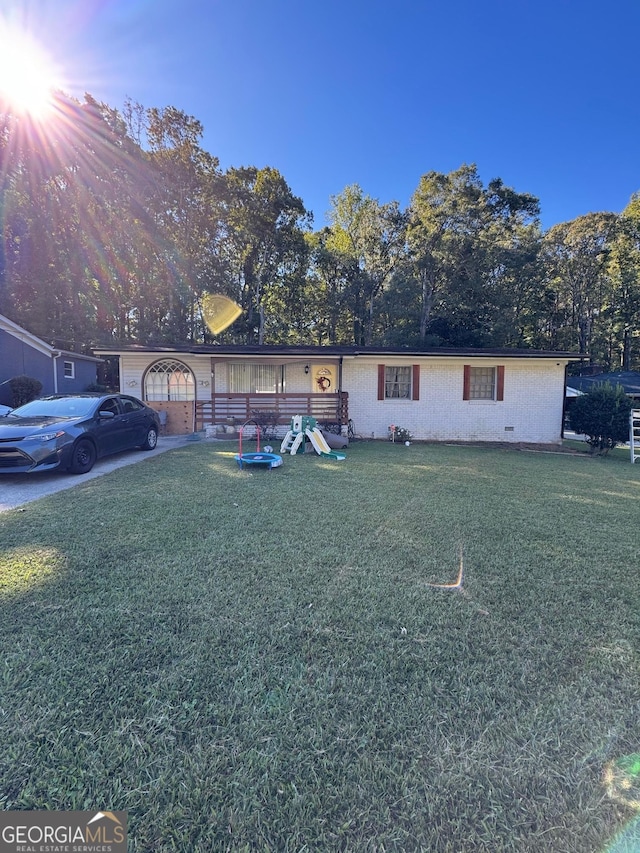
0,314,102,407
564,370,640,430
566,371,640,403
94,344,580,444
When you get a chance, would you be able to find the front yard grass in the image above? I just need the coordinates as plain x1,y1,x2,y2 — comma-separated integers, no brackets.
1,440,639,851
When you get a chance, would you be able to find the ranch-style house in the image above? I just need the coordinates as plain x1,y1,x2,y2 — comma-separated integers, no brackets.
93,344,581,445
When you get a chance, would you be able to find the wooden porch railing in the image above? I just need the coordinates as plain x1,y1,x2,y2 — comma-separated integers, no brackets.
195,392,348,431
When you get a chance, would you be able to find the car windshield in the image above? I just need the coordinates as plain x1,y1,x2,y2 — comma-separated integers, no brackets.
8,398,98,419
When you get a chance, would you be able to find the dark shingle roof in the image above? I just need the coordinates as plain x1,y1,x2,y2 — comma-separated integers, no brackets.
95,343,580,360
566,371,640,395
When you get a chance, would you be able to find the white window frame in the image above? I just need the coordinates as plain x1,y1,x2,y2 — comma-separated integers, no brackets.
144,360,195,402
229,363,284,394
384,365,412,400
468,366,496,400
63,360,75,380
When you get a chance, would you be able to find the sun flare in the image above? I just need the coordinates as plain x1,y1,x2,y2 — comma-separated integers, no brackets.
0,25,62,118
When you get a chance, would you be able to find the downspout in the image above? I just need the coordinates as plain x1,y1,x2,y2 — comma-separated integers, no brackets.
52,351,61,394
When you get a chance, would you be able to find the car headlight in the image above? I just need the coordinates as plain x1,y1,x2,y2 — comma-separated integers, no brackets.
36,431,65,442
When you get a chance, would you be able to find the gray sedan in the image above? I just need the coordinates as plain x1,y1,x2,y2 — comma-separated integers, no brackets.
0,394,160,474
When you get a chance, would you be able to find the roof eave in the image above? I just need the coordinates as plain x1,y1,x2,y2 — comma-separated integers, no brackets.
93,344,581,360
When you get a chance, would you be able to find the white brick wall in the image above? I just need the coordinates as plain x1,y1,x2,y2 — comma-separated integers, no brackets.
344,357,567,444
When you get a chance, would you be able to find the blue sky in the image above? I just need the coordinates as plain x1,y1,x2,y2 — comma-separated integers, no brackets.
4,0,640,229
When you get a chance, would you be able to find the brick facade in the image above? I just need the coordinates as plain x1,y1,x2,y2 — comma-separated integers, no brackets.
343,356,567,443
100,346,575,445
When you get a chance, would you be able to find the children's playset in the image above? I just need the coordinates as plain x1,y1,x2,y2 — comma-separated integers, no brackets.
280,416,346,461
234,416,346,470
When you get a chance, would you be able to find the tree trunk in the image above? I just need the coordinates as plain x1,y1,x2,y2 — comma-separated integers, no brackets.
419,269,435,342
622,327,631,371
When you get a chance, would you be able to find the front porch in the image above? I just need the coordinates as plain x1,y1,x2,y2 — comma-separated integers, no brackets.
194,392,349,433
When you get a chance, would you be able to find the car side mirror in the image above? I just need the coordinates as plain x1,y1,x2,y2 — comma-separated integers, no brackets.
99,410,116,419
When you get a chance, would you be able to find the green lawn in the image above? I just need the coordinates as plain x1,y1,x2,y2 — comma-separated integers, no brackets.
1,440,639,851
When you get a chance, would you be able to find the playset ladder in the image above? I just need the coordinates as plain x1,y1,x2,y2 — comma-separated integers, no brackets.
631,410,640,463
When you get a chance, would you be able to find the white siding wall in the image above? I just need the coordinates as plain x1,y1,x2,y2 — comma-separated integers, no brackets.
119,354,212,400
120,356,318,397
344,357,568,444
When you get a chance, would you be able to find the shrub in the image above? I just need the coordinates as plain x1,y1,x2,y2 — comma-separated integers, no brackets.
9,375,43,407
569,382,632,455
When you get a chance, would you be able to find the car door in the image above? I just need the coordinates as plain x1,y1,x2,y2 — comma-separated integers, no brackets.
118,395,152,448
95,397,129,455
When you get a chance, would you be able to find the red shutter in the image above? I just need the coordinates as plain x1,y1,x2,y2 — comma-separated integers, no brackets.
412,365,420,400
496,365,505,401
463,365,471,400
377,364,385,400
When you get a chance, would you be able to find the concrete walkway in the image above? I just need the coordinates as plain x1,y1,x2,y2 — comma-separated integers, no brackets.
0,434,194,514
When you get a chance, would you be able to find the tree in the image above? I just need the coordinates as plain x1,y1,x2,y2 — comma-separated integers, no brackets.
605,195,640,370
6,84,634,356
1,92,162,348
305,226,361,344
541,213,617,362
407,166,481,344
569,383,632,454
145,105,224,343
219,166,310,344
378,261,424,347
327,185,407,345
0,94,88,342
406,165,541,347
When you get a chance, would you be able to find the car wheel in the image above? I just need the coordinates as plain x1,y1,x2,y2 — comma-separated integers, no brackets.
69,439,97,474
140,426,158,451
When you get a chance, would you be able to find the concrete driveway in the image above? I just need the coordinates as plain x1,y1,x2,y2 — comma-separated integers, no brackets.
0,434,194,514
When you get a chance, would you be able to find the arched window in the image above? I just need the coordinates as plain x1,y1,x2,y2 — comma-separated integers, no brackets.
144,360,195,401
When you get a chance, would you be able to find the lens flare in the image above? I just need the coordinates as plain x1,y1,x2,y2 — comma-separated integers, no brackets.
603,815,640,853
0,24,63,118
604,753,640,810
201,294,243,335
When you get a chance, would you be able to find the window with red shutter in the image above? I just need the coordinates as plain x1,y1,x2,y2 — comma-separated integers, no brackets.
463,365,505,401
378,364,420,400
377,365,385,400
496,365,505,401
